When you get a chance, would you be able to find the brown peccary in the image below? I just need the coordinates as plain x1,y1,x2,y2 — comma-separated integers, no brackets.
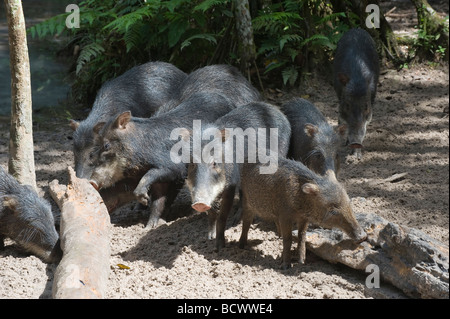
239,156,367,269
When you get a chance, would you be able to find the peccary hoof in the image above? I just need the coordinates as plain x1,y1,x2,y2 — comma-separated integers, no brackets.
215,237,226,252
280,262,292,270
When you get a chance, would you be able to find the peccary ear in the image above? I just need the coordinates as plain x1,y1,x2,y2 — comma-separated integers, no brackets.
302,183,320,195
337,73,350,86
69,119,80,131
335,124,347,137
304,124,319,137
93,122,106,135
2,195,19,212
113,111,132,130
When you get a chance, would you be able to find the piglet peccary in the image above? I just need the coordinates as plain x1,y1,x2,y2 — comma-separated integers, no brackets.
239,157,367,269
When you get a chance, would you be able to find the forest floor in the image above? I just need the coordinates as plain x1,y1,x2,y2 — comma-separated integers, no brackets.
0,0,448,299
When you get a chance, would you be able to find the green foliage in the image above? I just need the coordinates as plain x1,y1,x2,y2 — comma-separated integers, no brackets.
413,10,449,61
28,0,234,104
253,0,349,86
75,41,105,75
28,0,362,103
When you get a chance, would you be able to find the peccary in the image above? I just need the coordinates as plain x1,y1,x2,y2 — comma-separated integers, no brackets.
333,28,379,158
239,156,367,269
0,166,61,263
186,101,291,248
89,92,235,229
71,61,187,179
280,98,346,175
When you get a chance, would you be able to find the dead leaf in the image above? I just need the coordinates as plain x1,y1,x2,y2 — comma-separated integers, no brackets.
117,263,130,270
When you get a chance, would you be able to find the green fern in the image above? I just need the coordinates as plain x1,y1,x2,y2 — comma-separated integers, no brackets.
279,34,302,51
252,12,302,34
76,42,105,75
103,5,156,33
282,66,298,86
28,13,67,38
124,21,145,53
193,0,230,12
181,33,217,51
300,34,334,49
316,12,346,24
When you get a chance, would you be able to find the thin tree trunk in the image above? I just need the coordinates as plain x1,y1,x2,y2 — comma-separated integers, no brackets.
234,0,256,72
4,0,36,189
233,0,264,91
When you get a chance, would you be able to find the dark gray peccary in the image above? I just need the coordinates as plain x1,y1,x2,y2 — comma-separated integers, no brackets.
239,156,367,269
333,28,380,158
91,64,262,226
0,165,61,263
186,102,291,250
70,61,187,179
89,92,236,229
159,64,262,114
280,98,347,175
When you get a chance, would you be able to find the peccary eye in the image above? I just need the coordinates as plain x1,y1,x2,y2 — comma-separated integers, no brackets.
104,143,111,151
314,153,324,160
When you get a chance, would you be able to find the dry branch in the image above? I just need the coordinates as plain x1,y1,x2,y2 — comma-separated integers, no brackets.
49,167,111,299
305,212,449,299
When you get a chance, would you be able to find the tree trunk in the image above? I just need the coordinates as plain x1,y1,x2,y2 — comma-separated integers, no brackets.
233,0,256,73
4,0,36,190
305,212,449,299
49,167,111,299
410,0,449,61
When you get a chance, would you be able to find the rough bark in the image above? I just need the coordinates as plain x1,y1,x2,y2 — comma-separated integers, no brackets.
49,167,111,299
4,0,36,189
305,212,449,299
234,0,256,72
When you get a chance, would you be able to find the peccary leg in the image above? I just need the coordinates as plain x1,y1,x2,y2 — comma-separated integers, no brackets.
238,203,253,249
0,234,4,250
215,185,236,251
279,216,293,270
133,167,177,206
146,182,170,229
297,219,309,264
207,210,218,240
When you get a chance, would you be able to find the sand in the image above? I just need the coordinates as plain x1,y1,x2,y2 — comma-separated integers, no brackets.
0,61,448,299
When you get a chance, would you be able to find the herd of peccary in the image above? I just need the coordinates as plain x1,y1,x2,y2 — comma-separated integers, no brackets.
1,28,379,269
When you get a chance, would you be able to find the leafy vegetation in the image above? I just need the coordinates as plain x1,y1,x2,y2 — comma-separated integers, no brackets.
29,0,444,105
29,0,235,104
413,10,449,61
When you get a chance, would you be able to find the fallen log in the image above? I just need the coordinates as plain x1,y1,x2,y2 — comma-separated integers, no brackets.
305,212,449,299
49,167,111,299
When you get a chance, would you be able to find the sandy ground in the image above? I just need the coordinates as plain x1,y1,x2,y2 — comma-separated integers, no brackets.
0,61,448,299
1,0,449,300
